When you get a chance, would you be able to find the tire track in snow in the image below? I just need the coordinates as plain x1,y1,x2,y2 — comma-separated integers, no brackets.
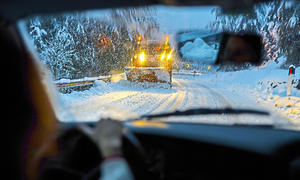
133,77,233,116
150,93,178,114
96,77,232,117
172,76,236,123
96,91,139,105
98,92,170,116
133,95,170,115
148,79,186,114
61,74,293,126
197,83,233,108
174,76,232,108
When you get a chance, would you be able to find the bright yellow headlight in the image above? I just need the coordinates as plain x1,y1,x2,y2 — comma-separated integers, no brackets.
167,53,172,60
139,52,145,63
161,51,166,61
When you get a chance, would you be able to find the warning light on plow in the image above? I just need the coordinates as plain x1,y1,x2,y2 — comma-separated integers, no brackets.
155,46,161,50
165,36,169,45
137,35,142,44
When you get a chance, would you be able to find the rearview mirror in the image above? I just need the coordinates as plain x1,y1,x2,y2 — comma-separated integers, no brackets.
176,31,263,67
215,33,262,66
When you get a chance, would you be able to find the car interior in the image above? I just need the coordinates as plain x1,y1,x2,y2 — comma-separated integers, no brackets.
2,0,300,180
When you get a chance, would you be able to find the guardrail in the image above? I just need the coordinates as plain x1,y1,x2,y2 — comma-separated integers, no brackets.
55,74,125,93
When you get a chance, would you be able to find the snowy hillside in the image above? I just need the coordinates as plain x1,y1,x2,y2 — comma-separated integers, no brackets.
198,60,300,123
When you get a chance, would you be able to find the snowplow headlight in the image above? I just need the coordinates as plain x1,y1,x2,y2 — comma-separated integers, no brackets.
161,54,165,61
167,53,172,60
139,52,145,63
161,51,166,61
167,49,173,61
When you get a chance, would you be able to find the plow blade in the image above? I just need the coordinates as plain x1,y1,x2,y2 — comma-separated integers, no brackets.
125,67,172,84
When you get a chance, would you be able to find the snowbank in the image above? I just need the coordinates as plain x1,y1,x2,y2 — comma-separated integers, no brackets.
180,38,218,63
197,64,300,123
55,75,112,84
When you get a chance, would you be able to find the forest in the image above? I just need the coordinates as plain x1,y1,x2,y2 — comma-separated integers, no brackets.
208,0,299,68
26,7,159,80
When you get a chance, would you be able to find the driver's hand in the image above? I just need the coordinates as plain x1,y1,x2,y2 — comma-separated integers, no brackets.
80,119,123,157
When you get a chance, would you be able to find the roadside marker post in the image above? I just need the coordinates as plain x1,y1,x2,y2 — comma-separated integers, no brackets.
287,65,295,96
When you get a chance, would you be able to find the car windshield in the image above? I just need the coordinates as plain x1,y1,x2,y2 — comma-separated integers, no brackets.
19,0,300,130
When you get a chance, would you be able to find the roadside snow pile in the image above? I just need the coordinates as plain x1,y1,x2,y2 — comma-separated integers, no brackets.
256,79,300,121
55,75,112,84
180,38,218,63
197,61,300,123
253,61,300,122
273,96,300,120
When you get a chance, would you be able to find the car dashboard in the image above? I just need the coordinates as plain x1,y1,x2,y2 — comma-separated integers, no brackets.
122,121,300,180
58,121,300,180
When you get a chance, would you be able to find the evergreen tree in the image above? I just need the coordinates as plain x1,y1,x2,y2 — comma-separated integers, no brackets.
208,0,299,67
26,6,159,80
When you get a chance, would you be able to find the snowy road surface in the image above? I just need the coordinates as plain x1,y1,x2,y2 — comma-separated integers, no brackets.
58,74,296,130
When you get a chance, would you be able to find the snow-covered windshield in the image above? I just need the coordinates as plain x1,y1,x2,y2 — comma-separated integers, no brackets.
20,0,300,130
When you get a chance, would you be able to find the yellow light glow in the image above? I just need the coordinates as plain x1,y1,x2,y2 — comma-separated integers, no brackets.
110,74,124,82
207,65,211,70
165,36,169,44
139,52,145,63
161,51,166,61
167,53,172,60
166,49,173,60
131,121,168,128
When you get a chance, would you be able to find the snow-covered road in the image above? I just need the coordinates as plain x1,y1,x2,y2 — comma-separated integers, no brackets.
58,74,296,130
58,75,233,120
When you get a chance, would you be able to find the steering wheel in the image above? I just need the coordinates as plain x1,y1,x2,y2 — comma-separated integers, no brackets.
82,125,150,180
122,127,164,180
40,122,152,180
39,127,102,180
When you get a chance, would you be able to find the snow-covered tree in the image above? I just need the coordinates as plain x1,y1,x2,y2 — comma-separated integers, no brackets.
207,0,300,67
28,15,78,78
26,7,159,80
276,1,300,67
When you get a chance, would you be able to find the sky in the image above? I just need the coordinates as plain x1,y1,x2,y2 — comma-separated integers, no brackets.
155,5,216,33
86,5,217,46
86,5,216,34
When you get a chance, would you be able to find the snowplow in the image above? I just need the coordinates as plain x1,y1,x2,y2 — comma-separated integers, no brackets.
125,36,173,86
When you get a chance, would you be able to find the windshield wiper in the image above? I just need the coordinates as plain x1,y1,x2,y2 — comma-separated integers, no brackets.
134,107,269,121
